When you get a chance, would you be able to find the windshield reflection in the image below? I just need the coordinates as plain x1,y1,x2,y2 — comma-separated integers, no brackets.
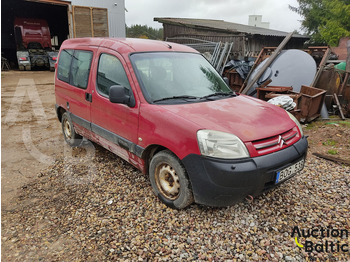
130,52,232,103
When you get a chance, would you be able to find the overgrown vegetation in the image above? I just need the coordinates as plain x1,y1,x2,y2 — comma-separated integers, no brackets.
126,24,163,40
290,0,350,46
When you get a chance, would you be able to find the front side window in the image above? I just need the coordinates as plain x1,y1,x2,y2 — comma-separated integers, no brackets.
57,49,73,83
97,53,131,97
130,52,232,103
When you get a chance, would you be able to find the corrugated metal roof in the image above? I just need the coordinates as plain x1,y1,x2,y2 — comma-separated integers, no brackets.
154,17,309,38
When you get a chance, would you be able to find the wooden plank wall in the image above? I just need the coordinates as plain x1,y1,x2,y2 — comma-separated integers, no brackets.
73,6,92,37
73,6,108,38
92,8,109,37
163,24,306,57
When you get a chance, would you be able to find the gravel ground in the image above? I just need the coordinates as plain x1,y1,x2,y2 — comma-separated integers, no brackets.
2,143,350,261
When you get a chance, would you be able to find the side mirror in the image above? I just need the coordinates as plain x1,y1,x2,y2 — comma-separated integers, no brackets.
109,85,135,107
223,77,229,86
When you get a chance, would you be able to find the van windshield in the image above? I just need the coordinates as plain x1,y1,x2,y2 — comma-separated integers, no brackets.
130,52,234,104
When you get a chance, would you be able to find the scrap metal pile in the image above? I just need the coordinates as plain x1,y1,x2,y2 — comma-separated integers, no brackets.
223,34,350,123
169,34,349,122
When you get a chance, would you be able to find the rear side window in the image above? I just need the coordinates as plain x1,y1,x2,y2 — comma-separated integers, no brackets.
70,51,93,89
57,49,93,89
96,53,131,97
57,49,73,83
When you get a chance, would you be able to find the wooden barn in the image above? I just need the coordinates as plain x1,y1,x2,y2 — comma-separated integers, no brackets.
154,17,309,58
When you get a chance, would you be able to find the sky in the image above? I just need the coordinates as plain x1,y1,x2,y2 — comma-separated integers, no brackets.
125,0,303,33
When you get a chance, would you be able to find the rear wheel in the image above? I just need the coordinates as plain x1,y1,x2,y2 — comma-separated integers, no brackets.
149,150,194,209
61,112,82,147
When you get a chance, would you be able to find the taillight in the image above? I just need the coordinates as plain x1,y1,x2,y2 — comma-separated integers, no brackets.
19,57,27,61
52,57,57,61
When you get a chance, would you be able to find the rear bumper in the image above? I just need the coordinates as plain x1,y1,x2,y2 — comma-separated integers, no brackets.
182,136,308,207
18,61,30,65
30,54,49,67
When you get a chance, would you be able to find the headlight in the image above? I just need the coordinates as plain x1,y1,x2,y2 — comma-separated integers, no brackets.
287,112,304,137
197,130,249,159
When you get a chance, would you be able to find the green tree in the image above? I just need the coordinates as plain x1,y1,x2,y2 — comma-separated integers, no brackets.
290,0,350,46
126,25,163,40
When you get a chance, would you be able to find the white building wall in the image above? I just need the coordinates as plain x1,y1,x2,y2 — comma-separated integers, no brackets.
248,15,270,29
67,0,125,37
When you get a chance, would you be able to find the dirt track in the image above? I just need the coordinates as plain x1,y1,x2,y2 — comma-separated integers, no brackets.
1,71,63,209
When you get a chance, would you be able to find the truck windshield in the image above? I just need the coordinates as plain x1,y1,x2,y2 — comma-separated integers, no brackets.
130,52,233,103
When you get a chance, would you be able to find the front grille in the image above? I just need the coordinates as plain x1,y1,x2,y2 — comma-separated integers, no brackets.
249,127,300,156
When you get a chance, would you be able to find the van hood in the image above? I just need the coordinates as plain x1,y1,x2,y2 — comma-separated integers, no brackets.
162,95,296,142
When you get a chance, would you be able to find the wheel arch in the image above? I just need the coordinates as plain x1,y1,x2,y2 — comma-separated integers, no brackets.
56,106,66,122
141,144,184,175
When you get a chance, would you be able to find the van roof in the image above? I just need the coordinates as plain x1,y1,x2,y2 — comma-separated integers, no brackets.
60,38,197,54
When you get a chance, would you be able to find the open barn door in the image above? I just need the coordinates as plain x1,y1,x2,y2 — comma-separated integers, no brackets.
72,6,109,37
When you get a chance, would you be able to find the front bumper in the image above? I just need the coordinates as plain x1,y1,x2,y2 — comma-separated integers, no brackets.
182,136,308,207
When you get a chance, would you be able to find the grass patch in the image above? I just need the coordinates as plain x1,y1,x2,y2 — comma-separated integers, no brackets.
304,123,316,130
304,120,350,130
323,139,337,146
304,121,322,130
339,121,350,127
325,121,350,128
327,149,338,155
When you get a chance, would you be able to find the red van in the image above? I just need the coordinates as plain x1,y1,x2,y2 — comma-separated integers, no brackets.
55,38,307,209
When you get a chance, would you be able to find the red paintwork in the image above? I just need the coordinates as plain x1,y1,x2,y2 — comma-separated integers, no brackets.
90,47,139,145
141,96,297,158
14,17,52,49
55,38,300,173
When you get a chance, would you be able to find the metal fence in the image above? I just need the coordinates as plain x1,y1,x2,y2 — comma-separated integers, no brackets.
166,37,233,75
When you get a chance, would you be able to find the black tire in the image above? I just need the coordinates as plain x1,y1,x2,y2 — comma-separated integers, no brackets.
61,112,82,147
149,150,194,209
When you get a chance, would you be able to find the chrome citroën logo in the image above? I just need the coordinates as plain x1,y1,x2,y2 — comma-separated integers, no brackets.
278,135,287,148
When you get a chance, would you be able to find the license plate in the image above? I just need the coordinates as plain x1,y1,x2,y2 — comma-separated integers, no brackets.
275,158,305,184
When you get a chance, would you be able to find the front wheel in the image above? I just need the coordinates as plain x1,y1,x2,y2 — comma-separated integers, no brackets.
61,112,82,147
149,150,194,209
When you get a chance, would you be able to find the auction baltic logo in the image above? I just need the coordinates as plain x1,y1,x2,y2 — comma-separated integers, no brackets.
291,226,349,253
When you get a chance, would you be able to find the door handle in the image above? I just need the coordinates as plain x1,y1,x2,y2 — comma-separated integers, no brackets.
85,93,92,102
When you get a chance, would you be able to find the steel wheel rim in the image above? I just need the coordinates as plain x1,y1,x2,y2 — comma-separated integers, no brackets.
63,118,72,139
155,163,180,200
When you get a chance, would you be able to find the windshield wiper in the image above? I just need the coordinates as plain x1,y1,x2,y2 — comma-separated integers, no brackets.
201,92,236,99
153,95,199,103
